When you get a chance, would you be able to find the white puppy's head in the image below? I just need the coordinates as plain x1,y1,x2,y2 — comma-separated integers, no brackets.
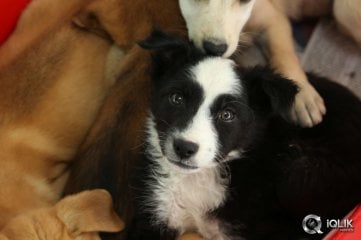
179,0,255,57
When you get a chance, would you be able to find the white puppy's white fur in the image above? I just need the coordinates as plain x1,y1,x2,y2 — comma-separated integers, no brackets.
179,0,256,57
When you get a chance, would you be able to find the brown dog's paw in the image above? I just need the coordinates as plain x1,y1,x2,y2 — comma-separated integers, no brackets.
288,82,326,128
56,189,125,237
177,233,204,240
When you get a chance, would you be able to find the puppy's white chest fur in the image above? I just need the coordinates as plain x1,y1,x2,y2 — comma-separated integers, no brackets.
151,160,229,238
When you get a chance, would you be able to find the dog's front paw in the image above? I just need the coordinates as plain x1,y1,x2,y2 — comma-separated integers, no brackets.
288,82,326,128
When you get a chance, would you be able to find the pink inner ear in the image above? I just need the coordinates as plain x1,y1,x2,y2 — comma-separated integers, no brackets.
0,0,31,45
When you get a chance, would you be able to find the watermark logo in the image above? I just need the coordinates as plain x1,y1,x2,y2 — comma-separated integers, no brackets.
326,219,354,232
302,214,354,234
303,214,323,234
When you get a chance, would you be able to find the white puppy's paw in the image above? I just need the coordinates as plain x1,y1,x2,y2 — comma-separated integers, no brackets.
288,82,326,128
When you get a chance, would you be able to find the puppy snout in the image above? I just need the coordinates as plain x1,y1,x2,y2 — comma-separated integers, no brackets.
203,39,228,56
173,139,199,159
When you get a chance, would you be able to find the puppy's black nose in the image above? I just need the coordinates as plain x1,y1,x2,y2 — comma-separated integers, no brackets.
173,139,199,159
203,40,228,56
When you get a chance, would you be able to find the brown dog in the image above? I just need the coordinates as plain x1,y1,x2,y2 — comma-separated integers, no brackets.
0,189,124,240
0,0,123,227
0,0,184,229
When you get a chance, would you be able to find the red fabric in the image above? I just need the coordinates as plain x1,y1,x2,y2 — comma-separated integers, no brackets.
324,205,361,240
0,0,31,45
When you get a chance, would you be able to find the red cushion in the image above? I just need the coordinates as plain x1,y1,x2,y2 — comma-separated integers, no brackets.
0,0,31,45
325,205,361,240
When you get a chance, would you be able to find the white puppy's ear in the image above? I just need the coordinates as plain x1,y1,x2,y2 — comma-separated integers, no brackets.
56,189,124,236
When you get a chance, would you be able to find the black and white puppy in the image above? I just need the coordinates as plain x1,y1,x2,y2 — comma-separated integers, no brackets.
128,31,361,240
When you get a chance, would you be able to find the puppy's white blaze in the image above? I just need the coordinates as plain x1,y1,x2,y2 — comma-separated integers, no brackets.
175,57,242,168
191,57,242,97
178,106,219,168
179,0,256,57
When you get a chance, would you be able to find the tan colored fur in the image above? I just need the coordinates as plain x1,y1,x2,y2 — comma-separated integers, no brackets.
0,0,183,229
0,190,124,240
0,5,119,226
333,0,361,44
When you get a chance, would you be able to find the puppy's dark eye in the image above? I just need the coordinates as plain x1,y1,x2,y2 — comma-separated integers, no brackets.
218,109,235,122
240,0,251,3
169,92,184,106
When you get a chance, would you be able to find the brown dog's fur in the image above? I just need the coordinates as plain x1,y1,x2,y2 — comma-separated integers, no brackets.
0,189,124,240
0,0,184,229
0,0,122,226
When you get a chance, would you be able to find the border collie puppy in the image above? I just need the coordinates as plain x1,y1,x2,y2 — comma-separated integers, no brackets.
128,31,361,240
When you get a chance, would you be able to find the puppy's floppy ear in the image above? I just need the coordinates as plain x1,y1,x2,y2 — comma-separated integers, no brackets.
139,30,191,76
56,189,124,236
243,66,299,116
139,29,188,51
